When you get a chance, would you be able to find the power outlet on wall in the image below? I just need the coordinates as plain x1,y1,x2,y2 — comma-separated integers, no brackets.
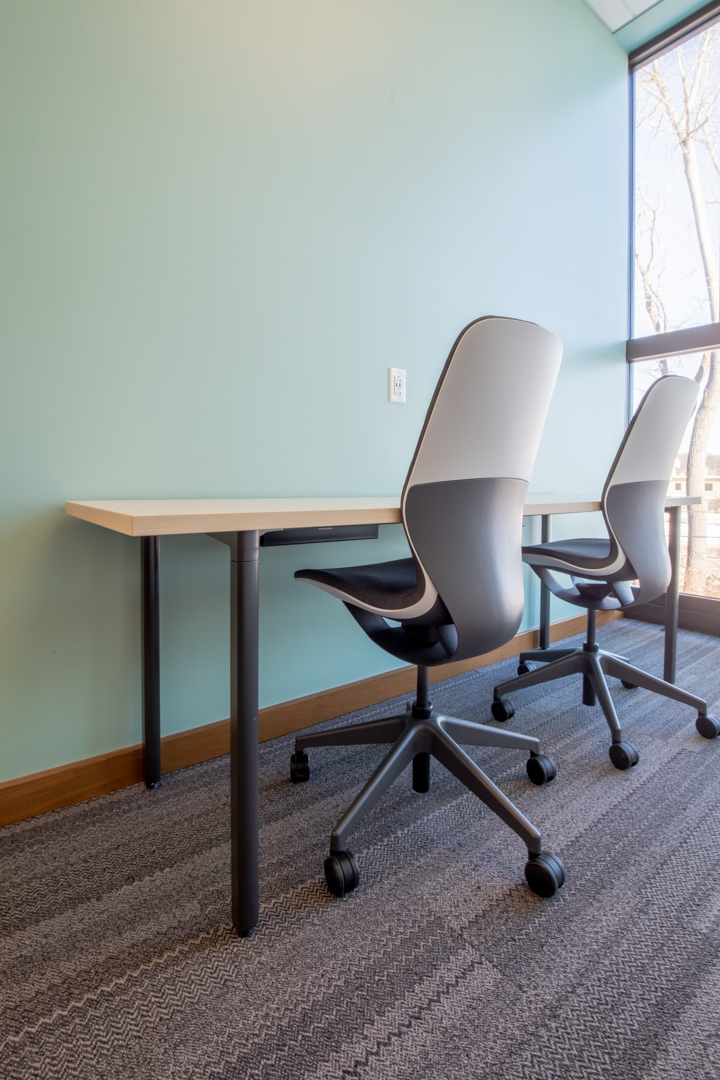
388,367,406,403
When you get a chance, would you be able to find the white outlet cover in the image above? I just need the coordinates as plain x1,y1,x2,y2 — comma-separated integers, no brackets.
389,367,406,403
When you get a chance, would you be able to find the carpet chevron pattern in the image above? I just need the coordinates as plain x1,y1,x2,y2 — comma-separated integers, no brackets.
3,621,720,1079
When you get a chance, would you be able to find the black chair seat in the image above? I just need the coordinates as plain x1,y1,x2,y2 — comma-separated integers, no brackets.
523,537,612,571
296,557,423,611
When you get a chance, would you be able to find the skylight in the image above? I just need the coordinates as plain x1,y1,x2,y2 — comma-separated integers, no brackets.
584,0,660,33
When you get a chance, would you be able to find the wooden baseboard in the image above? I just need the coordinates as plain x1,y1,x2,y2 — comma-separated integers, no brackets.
0,610,621,828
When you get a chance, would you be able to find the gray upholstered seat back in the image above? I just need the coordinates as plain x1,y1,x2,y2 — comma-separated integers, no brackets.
601,375,699,604
402,316,562,662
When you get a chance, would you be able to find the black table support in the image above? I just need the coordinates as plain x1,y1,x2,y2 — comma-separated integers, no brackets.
664,504,681,684
141,536,161,789
538,514,552,650
230,530,260,937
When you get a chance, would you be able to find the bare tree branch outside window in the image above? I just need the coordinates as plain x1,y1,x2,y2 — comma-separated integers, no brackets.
634,26,720,596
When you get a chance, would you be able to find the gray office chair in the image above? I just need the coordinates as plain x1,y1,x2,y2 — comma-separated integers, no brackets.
492,375,720,769
292,316,566,899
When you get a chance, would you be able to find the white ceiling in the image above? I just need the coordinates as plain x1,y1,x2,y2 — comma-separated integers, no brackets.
583,0,659,32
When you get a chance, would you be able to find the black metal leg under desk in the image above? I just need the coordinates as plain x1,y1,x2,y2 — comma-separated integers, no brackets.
141,536,161,789
664,505,681,684
539,514,552,650
230,530,260,937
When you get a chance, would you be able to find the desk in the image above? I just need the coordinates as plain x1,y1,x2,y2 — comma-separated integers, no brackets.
65,492,695,935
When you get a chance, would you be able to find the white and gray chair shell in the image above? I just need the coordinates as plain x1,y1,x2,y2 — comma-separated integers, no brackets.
298,315,562,664
293,316,566,900
493,374,720,770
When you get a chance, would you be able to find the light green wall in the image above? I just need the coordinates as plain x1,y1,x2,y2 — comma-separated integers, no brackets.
0,0,629,782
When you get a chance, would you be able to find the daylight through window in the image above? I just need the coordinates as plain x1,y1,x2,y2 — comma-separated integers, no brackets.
631,12,720,599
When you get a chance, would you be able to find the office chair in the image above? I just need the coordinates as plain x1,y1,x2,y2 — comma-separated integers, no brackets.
492,374,720,769
291,316,566,899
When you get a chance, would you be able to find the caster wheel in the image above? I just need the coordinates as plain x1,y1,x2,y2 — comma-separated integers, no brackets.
609,741,639,770
621,680,637,689
524,851,565,897
491,697,515,722
324,850,360,897
517,662,535,676
290,750,309,783
696,713,720,739
526,753,557,786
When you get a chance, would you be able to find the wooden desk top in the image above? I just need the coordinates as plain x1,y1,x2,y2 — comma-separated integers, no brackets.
65,497,403,537
65,493,603,538
65,492,699,537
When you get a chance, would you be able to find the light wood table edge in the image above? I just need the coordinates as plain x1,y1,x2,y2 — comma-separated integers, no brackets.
65,500,403,536
65,501,136,536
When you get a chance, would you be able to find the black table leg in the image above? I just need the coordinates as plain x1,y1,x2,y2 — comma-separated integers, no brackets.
141,536,161,788
539,514,552,650
231,530,260,937
664,505,681,684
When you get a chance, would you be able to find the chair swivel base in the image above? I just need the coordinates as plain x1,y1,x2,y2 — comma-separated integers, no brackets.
291,704,565,899
493,642,720,770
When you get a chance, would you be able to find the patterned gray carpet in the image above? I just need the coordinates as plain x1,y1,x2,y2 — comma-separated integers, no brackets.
3,620,720,1079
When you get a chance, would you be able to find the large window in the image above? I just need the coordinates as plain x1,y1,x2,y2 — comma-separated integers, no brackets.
629,5,720,602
